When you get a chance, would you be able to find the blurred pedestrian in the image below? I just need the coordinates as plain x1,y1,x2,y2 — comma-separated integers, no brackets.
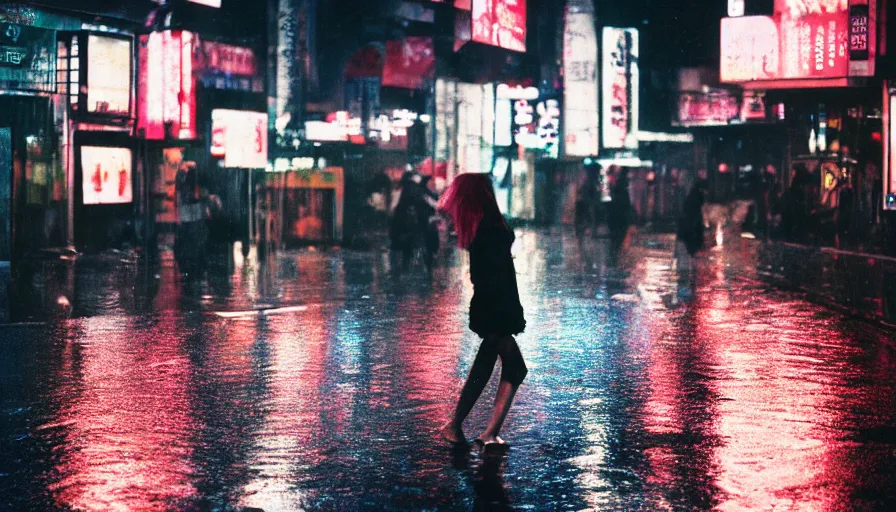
420,175,441,270
677,178,708,258
607,168,633,251
574,165,599,240
781,164,810,242
834,174,855,248
174,161,207,275
389,172,432,269
438,173,527,454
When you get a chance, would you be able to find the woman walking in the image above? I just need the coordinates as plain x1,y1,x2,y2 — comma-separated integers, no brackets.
438,173,528,454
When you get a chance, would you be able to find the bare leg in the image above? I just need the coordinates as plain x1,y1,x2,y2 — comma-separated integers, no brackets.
442,339,499,444
477,380,518,445
477,336,526,446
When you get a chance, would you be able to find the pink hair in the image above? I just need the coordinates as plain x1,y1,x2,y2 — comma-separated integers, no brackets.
438,173,505,249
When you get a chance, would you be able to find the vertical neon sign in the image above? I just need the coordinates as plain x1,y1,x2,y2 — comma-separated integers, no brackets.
601,27,639,150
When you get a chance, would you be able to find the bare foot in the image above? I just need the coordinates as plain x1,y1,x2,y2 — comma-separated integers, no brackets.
475,434,506,446
441,422,466,445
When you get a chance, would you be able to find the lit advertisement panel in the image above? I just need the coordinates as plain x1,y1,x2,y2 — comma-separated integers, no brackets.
676,91,741,127
720,16,780,82
87,35,132,116
81,147,133,205
187,0,221,7
602,27,639,150
137,31,197,140
888,89,896,210
722,0,855,84
211,110,268,169
562,5,598,157
471,0,526,52
456,83,494,174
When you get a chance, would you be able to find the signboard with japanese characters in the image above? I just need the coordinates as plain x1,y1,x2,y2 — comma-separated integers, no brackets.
849,4,869,61
0,22,55,93
562,5,598,157
601,27,639,150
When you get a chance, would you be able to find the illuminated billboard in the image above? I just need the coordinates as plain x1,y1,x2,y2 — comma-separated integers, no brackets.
137,31,197,140
456,83,494,174
721,0,871,85
562,4,598,157
86,35,132,116
887,87,896,211
602,27,639,150
471,0,526,52
211,110,268,169
676,91,741,127
81,147,133,205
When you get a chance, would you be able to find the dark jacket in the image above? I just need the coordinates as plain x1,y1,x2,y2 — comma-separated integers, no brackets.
468,218,526,338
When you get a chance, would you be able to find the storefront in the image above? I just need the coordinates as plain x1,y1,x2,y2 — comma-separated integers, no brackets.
1,19,63,264
63,32,137,251
718,1,883,242
262,160,344,246
136,29,266,253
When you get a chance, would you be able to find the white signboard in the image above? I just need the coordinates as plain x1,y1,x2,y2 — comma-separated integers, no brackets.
602,27,639,150
87,36,132,116
211,109,268,168
81,147,133,205
456,83,494,174
562,4,599,157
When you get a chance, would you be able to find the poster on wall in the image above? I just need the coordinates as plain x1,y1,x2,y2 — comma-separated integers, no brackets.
211,109,268,169
87,35,132,116
381,37,435,89
602,27,639,150
471,0,526,52
81,146,133,205
562,4,598,157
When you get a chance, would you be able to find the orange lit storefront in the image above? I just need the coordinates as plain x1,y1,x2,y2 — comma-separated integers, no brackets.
262,165,345,246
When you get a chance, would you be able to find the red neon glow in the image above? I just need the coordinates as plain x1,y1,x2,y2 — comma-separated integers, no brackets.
381,37,434,90
137,31,197,140
471,0,526,52
198,41,257,77
677,91,740,126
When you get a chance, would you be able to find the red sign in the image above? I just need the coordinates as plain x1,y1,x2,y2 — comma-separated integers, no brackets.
471,0,526,52
676,91,741,126
137,31,197,140
721,1,850,84
381,37,434,89
198,41,257,77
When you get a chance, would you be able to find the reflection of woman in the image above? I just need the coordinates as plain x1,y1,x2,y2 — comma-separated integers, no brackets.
439,173,527,454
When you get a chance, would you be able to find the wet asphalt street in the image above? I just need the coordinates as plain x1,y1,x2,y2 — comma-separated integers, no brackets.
2,229,896,511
